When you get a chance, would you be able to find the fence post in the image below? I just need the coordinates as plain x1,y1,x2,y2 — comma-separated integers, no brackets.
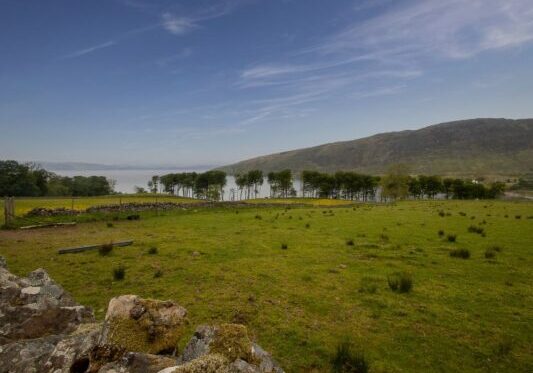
4,197,15,226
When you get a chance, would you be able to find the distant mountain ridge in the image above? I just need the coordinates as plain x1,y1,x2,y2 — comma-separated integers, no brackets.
32,162,216,172
218,118,533,176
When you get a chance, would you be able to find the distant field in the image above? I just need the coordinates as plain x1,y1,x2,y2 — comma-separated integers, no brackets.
0,194,199,225
0,200,532,372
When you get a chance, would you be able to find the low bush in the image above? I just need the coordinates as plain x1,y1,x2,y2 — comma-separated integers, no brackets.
447,234,457,242
331,342,368,373
148,247,158,255
387,272,413,293
484,248,496,259
281,243,288,250
255,214,262,220
113,265,125,280
106,222,114,228
346,239,355,246
98,243,113,256
468,225,484,235
450,248,470,259
154,269,163,278
438,230,445,237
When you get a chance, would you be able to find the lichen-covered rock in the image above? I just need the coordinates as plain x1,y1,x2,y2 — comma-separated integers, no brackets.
178,324,284,373
159,353,231,373
0,334,62,372
44,323,101,372
0,262,94,345
96,351,177,373
99,295,188,355
0,258,284,373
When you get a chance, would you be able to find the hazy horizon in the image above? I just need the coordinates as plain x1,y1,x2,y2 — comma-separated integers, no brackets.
2,0,533,165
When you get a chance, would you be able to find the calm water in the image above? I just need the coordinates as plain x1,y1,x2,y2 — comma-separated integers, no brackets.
51,169,302,199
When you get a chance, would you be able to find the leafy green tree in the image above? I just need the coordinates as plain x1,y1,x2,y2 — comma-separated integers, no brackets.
380,164,410,200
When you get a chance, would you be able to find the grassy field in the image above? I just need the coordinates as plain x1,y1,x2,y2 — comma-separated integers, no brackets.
0,199,532,372
0,194,199,225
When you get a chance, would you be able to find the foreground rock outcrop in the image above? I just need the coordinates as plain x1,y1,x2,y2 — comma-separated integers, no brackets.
0,257,284,373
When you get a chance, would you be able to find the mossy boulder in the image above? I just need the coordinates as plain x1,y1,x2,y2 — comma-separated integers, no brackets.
179,324,284,372
100,295,188,355
160,353,231,373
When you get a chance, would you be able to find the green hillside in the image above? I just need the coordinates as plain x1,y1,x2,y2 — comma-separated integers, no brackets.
219,118,533,176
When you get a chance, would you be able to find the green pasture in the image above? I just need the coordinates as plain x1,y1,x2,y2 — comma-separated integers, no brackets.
0,199,532,372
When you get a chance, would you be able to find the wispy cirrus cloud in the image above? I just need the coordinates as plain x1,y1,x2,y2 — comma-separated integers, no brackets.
160,0,248,36
60,41,116,59
161,13,197,35
235,0,533,126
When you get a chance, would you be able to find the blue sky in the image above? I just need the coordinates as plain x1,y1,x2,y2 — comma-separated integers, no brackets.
1,0,533,167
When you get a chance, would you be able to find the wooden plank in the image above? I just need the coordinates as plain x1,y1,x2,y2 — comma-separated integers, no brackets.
20,222,77,230
58,240,134,254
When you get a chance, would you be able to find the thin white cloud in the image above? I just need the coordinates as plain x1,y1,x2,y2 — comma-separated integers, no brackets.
161,13,197,35
61,41,116,59
317,0,533,59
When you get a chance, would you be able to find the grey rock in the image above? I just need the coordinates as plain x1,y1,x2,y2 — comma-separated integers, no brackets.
179,324,284,373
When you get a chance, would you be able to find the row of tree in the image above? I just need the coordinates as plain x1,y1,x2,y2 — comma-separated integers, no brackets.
0,160,115,197
151,171,227,200
152,165,506,201
302,170,379,200
381,165,505,200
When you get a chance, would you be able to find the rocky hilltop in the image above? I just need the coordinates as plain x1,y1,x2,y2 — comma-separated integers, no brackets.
0,257,284,373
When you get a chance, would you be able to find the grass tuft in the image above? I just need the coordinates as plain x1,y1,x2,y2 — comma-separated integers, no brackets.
113,265,125,280
468,225,484,235
450,248,470,259
98,243,113,256
331,341,368,373
387,271,413,293
447,234,457,242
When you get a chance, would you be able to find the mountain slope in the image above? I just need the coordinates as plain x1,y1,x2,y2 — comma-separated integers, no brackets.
219,118,533,176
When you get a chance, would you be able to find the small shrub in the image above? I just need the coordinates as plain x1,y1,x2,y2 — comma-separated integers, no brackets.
489,245,503,252
255,214,262,220
459,212,466,216
331,342,368,373
438,230,445,237
148,247,158,255
106,222,114,228
380,233,389,242
154,269,163,278
99,243,113,256
484,249,496,259
387,272,413,293
126,214,140,221
515,215,521,219
281,243,288,250
447,234,457,242
346,239,355,246
450,248,470,259
468,225,484,235
113,265,125,280
305,223,310,228
438,210,445,217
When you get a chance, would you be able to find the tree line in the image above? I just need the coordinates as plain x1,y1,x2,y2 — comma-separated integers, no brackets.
0,160,115,197
149,171,227,200
380,164,505,200
153,165,505,201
